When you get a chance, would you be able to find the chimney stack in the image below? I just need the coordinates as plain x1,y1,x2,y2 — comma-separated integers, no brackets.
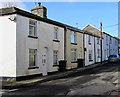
31,2,47,18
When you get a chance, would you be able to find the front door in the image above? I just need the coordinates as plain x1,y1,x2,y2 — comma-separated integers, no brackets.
42,50,48,76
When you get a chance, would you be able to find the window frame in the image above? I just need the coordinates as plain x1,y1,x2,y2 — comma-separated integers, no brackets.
89,50,93,61
71,49,77,62
29,49,38,69
97,49,101,58
29,20,37,37
53,50,58,66
97,37,100,44
70,31,77,44
88,35,91,45
54,27,59,40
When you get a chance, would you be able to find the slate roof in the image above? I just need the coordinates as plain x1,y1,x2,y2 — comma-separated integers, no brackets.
0,7,85,34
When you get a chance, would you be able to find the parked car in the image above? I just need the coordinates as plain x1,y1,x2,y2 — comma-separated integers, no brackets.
108,54,120,62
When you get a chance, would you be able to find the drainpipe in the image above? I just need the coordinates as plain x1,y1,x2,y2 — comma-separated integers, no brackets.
100,22,103,64
94,35,96,63
64,27,67,60
83,31,85,67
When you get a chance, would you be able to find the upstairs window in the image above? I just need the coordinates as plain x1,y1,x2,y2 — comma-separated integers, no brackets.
71,31,76,43
29,20,37,37
106,36,108,45
97,37,100,44
54,27,59,40
110,37,112,44
88,36,91,45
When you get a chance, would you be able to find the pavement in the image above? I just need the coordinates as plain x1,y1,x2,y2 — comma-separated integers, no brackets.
2,62,108,89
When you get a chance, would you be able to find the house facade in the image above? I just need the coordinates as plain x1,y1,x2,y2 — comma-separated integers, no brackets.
83,25,101,66
102,32,118,61
65,25,84,69
0,4,119,83
83,31,95,66
0,6,65,78
114,37,120,55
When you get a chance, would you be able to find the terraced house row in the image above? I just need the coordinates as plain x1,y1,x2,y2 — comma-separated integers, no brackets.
0,4,119,81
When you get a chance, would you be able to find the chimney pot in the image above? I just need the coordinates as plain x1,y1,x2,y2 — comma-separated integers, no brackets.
38,2,41,6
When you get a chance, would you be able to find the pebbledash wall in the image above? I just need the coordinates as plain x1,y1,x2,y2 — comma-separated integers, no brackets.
0,13,64,77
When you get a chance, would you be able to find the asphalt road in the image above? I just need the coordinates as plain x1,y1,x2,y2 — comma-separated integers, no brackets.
1,62,120,96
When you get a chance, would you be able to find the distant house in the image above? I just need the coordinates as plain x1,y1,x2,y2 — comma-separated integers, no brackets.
0,4,65,80
114,37,120,55
102,32,118,61
83,25,101,66
83,31,95,66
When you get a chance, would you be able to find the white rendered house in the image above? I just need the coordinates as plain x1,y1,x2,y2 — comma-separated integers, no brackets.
102,32,118,61
0,6,65,79
84,32,95,66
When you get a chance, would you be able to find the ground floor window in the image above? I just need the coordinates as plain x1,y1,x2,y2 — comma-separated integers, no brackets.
53,50,58,65
29,49,37,67
89,50,93,61
71,49,77,62
97,49,101,58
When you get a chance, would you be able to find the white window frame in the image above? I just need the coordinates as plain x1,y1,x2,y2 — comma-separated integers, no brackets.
106,36,108,45
29,20,37,37
110,37,112,44
89,50,93,61
53,50,58,65
97,37,100,44
97,49,101,58
88,35,91,45
29,49,37,67
54,27,59,40
71,31,76,43
71,49,77,62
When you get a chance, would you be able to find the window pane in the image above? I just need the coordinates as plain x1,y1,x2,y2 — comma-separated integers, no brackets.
53,50,58,65
71,31,76,43
29,49,36,67
54,27,58,40
71,49,77,61
29,20,36,36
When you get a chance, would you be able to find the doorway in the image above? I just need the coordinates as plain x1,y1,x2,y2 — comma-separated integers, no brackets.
42,47,48,76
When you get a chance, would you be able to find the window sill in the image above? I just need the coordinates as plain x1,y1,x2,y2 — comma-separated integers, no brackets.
28,36,38,39
89,60,93,62
28,66,39,69
71,43,77,45
88,43,91,45
97,57,101,58
71,61,77,63
53,65,59,67
53,40,60,42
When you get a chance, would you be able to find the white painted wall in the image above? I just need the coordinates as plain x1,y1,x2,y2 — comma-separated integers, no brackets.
0,15,16,77
94,37,101,63
102,33,110,61
84,34,95,66
16,15,64,77
102,33,118,61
